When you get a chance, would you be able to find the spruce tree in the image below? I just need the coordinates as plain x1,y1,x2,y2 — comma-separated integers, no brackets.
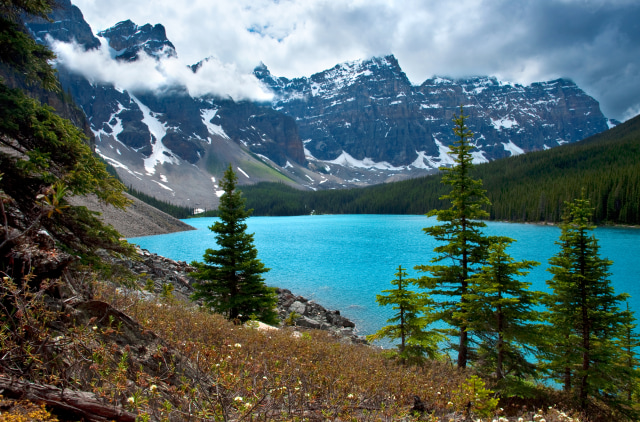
415,105,491,369
464,238,541,383
541,195,638,412
367,265,442,363
191,165,278,325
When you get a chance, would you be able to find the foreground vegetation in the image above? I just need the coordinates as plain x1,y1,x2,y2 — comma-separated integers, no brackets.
0,271,607,421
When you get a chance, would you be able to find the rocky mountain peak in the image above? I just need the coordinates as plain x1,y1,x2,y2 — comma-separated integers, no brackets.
23,2,616,202
25,0,100,50
257,56,610,170
98,20,177,61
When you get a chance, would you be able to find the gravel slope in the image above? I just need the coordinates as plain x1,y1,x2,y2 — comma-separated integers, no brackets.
70,193,196,238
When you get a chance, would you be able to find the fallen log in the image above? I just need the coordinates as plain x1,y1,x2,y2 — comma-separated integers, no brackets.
0,376,136,422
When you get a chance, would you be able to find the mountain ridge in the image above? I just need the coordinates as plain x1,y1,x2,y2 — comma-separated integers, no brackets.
23,0,618,209
258,55,612,167
239,113,640,225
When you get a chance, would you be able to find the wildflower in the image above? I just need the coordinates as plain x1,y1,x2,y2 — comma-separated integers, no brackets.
92,326,98,331
447,401,453,406
234,343,242,348
149,384,158,393
127,397,135,405
234,396,243,402
347,394,354,399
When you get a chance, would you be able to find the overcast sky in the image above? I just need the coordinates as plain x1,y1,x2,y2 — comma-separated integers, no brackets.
69,0,640,121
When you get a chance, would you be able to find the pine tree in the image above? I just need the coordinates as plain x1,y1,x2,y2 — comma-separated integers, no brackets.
415,105,491,369
464,238,541,383
367,265,443,363
191,165,278,325
541,194,638,412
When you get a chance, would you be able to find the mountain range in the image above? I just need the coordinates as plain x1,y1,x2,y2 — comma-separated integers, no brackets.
24,0,617,210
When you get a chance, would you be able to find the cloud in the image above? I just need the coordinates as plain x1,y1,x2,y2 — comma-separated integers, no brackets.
70,0,640,121
50,36,273,101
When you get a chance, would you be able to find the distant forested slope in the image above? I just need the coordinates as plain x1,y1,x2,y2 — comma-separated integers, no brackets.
243,114,640,225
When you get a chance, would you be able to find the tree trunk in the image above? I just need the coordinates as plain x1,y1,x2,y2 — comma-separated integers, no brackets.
497,304,504,380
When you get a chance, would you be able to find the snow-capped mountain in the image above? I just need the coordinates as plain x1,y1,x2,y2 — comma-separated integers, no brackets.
257,55,613,169
25,0,314,210
23,0,617,209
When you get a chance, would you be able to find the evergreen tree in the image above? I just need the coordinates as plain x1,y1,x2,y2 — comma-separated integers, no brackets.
541,195,638,412
464,238,541,383
618,300,640,403
0,0,58,90
1,0,132,275
415,105,491,369
191,165,278,325
367,265,442,363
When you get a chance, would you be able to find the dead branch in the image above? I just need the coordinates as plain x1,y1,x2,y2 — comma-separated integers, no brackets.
0,375,137,422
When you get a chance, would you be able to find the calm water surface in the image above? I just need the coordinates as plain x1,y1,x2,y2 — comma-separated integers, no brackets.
129,215,640,337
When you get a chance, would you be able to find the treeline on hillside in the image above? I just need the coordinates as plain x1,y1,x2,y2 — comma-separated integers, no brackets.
130,115,640,225
127,186,195,219
477,118,640,224
242,114,640,225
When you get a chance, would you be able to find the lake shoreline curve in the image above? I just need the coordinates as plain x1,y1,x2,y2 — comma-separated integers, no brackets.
106,246,366,345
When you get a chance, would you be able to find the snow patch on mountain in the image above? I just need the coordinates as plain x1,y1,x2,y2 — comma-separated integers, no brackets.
411,151,438,169
328,151,404,170
433,140,456,166
236,167,250,178
130,95,178,175
152,180,173,191
471,150,490,164
491,117,519,131
502,140,525,156
95,150,142,181
200,109,229,141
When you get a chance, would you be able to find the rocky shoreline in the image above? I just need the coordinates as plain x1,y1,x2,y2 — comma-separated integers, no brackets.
112,247,365,344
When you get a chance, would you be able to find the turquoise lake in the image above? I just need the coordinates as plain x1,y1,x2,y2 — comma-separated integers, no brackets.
128,215,640,338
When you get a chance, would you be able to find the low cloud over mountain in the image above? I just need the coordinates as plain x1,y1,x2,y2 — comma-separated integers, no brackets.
49,35,272,101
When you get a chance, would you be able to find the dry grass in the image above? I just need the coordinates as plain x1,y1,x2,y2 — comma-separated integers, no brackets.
0,273,622,421
92,282,591,421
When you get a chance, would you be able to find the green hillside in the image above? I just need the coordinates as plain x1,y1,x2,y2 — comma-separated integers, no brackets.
243,114,640,225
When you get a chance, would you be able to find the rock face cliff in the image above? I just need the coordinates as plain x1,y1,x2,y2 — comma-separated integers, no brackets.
25,0,310,209
24,1,616,206
98,19,177,62
257,55,612,168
